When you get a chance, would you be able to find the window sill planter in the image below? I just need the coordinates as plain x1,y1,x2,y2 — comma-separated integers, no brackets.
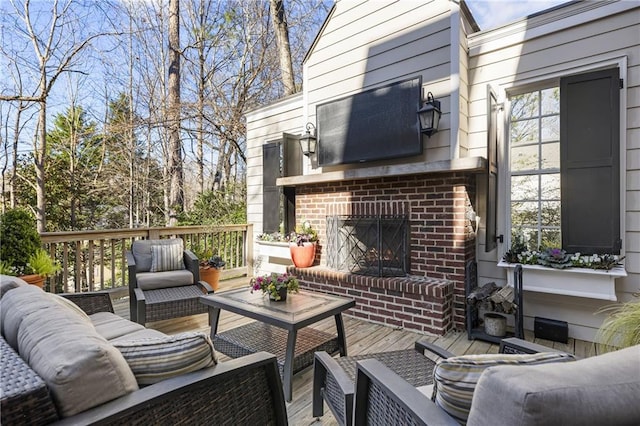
256,241,292,261
497,260,627,301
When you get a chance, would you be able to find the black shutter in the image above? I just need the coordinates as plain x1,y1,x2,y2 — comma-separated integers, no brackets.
560,68,620,254
263,142,281,234
485,88,499,252
283,133,302,177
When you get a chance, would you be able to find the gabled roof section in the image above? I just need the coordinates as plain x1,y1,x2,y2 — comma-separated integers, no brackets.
458,0,480,33
302,2,336,65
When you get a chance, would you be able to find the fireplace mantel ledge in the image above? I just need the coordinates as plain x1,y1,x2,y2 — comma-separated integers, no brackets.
276,157,487,187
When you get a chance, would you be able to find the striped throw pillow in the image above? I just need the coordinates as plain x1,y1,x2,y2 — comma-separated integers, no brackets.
433,351,575,424
149,241,185,272
113,332,218,385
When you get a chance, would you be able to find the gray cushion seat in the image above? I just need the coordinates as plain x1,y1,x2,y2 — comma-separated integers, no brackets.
468,344,640,425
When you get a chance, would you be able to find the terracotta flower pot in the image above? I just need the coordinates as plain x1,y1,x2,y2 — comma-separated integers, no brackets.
289,242,316,268
20,274,45,289
199,267,221,291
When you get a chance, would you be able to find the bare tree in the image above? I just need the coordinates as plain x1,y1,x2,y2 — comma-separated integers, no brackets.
167,0,183,226
0,0,115,231
269,0,295,96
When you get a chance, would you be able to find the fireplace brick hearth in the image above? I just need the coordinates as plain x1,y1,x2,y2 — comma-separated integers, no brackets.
289,266,454,335
290,171,477,333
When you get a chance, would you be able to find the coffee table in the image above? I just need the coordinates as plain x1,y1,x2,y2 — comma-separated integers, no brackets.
200,288,355,401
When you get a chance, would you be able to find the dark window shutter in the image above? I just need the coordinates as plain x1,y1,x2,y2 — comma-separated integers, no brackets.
263,142,281,234
283,133,302,177
560,68,620,254
485,88,499,252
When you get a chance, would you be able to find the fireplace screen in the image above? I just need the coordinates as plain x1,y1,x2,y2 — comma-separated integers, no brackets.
326,215,409,277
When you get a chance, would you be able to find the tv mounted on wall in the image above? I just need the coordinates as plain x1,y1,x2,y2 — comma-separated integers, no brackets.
317,77,422,166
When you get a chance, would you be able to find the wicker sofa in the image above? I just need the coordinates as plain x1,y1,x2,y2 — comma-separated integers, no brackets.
0,275,288,425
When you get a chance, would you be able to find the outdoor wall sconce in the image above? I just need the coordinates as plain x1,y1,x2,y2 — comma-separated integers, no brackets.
417,92,441,137
299,122,317,156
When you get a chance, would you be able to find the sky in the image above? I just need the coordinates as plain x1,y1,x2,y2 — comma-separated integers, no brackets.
465,0,571,30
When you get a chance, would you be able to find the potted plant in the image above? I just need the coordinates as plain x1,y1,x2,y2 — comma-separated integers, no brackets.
24,248,62,288
250,272,299,301
288,221,318,268
199,252,225,292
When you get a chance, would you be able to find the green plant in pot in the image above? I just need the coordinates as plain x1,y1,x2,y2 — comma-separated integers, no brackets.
197,250,225,292
28,249,61,278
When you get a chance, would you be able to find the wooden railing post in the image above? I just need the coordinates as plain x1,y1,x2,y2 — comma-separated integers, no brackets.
247,223,254,278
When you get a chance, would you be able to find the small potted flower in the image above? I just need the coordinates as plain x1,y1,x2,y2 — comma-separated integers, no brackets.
250,272,299,301
195,248,225,291
288,221,318,268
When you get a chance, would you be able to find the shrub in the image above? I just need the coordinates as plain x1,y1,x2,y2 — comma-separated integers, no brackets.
0,209,42,275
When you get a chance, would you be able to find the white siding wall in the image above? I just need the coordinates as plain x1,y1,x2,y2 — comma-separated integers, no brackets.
245,94,303,247
303,0,458,171
467,1,640,341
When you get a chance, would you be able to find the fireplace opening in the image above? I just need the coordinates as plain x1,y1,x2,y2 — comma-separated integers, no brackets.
326,215,409,277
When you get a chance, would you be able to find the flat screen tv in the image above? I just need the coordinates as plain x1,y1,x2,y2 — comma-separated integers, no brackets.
317,77,422,166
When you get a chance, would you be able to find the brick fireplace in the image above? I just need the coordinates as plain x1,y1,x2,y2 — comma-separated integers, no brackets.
288,171,477,335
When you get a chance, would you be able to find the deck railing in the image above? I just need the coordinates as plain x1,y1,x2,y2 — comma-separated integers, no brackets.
40,224,254,294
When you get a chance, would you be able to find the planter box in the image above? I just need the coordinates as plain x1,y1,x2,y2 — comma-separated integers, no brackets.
255,241,292,275
256,241,292,260
498,260,627,301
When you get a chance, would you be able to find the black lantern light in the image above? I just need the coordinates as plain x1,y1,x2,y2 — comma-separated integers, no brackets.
299,122,317,156
417,92,441,137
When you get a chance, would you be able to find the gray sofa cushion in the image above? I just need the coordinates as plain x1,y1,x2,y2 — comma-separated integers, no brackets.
132,238,184,273
135,269,194,290
90,312,147,340
0,274,28,299
0,285,139,417
109,328,167,342
468,345,640,426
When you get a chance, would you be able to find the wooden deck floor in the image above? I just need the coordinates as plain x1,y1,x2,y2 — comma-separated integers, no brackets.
114,277,599,426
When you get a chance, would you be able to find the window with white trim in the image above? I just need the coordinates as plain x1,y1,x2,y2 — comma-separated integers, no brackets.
508,87,560,250
501,68,621,255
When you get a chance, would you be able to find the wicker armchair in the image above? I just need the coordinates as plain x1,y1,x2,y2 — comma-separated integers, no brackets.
352,339,640,426
126,238,213,325
313,339,453,426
